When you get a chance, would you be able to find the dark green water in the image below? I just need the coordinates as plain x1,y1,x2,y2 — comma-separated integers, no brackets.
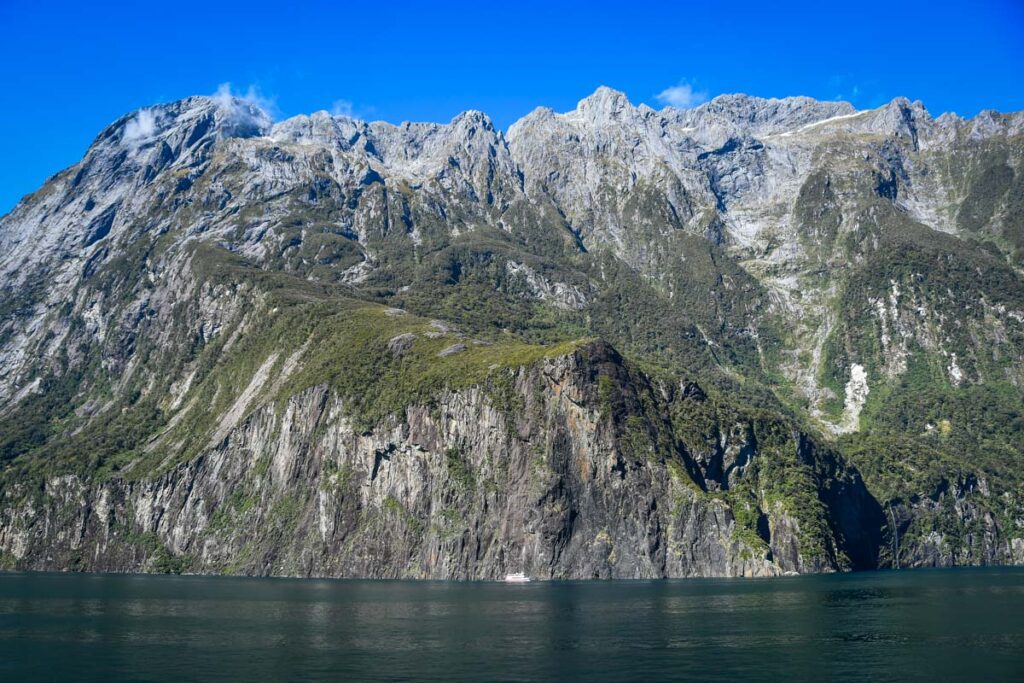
1,568,1022,681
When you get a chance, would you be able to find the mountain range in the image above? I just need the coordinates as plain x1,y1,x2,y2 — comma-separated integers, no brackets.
0,87,1021,578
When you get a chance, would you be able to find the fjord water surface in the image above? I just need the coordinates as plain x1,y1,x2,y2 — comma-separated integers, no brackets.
1,568,1022,681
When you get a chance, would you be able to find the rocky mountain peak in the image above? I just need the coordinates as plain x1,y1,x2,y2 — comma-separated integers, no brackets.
574,86,634,121
451,109,496,129
105,95,272,152
688,94,857,136
270,110,358,148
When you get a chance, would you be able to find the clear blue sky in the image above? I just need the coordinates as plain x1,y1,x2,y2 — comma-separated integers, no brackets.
1,0,1022,215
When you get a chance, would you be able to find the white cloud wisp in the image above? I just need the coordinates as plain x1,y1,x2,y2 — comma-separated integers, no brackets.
655,82,709,109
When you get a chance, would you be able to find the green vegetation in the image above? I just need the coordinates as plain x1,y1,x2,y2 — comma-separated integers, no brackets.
432,507,467,542
0,243,585,481
276,303,583,433
0,549,16,570
819,200,1024,499
444,447,476,491
114,525,193,574
666,387,850,567
206,489,258,534
722,485,770,554
382,496,425,535
320,459,354,492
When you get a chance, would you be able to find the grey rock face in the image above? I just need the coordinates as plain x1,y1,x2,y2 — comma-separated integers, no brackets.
1,344,828,578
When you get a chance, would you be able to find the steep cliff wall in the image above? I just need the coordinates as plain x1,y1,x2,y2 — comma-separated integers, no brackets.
1,342,890,578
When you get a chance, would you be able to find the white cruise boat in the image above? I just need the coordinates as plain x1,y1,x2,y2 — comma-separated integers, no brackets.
503,572,531,583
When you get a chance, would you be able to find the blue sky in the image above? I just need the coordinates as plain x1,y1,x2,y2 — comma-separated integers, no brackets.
1,0,1022,215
